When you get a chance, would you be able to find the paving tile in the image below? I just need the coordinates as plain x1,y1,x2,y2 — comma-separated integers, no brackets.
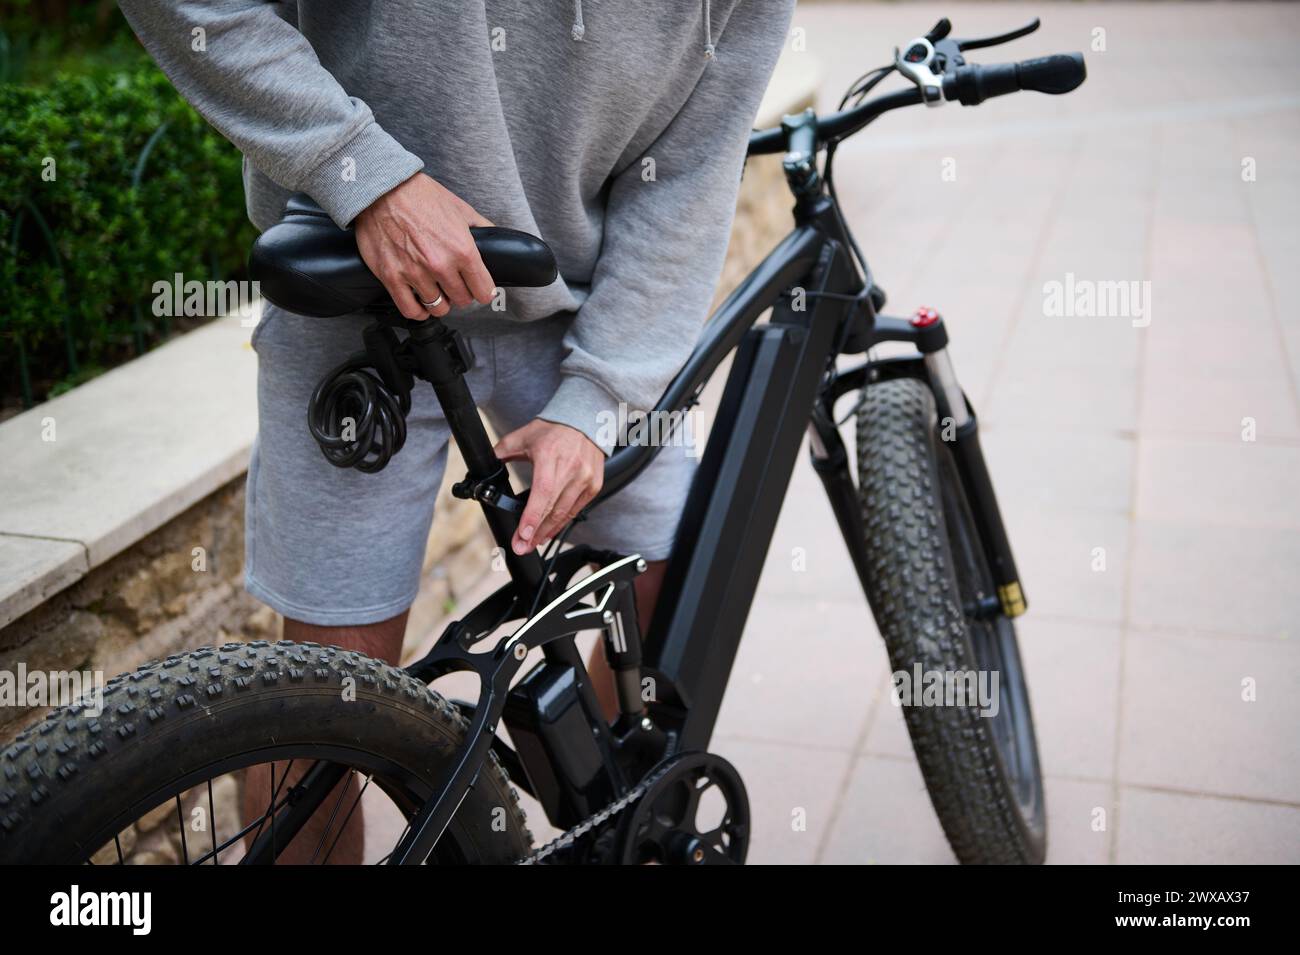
714,593,887,751
1282,326,1300,397
1127,520,1300,639
1143,315,1283,383
981,426,1135,517
1116,787,1300,864
707,737,852,865
861,686,916,760
1002,508,1130,624
1016,617,1122,781
1044,776,1114,865
1148,223,1269,324
830,757,1122,867
759,449,870,602
1140,365,1300,441
1136,436,1300,530
1002,308,1144,379
1118,631,1300,803
820,755,957,864
984,362,1138,435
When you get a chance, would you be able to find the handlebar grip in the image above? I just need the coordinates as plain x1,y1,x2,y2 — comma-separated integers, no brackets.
943,63,1016,105
943,52,1086,106
1017,52,1086,95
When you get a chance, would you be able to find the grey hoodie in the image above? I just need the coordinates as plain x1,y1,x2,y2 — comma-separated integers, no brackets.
117,0,796,452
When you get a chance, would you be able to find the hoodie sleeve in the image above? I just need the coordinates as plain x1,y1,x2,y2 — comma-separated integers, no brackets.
537,1,796,454
117,0,423,227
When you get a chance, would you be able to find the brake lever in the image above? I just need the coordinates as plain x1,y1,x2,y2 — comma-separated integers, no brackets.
924,18,952,43
955,17,1040,52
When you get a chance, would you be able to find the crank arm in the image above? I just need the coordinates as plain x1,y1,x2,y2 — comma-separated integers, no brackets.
666,832,737,865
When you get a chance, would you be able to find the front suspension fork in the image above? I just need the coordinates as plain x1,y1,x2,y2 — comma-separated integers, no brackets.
923,347,1027,617
811,307,1027,619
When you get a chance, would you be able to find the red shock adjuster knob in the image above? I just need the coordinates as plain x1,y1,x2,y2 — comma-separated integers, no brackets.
910,306,941,328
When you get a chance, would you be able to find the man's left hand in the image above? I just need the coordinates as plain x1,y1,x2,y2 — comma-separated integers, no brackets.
494,420,604,555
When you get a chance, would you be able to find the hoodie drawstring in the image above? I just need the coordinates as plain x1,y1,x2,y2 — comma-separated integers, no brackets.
571,0,585,41
569,0,716,61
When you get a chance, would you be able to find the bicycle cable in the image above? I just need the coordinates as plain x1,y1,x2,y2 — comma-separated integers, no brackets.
838,64,895,111
524,517,581,621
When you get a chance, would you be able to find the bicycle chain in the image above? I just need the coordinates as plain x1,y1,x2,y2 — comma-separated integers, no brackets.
515,757,679,865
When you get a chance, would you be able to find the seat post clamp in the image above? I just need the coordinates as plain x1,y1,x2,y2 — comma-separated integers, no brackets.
451,468,524,515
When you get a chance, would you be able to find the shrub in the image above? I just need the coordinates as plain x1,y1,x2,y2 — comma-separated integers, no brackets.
1,63,255,406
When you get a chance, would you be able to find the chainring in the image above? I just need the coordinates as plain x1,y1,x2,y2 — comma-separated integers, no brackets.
614,751,750,865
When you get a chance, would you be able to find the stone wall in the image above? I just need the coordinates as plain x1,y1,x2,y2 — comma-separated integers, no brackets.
0,450,489,739
0,479,261,738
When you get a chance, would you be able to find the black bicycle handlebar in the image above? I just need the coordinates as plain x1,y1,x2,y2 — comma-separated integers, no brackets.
746,50,1085,156
747,87,923,156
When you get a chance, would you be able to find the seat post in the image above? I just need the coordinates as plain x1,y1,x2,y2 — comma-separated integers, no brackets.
406,320,546,591
406,320,498,476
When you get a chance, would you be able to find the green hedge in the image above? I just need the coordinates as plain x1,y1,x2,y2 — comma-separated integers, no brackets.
1,63,255,405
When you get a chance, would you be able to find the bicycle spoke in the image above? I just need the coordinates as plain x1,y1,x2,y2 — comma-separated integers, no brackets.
192,789,297,866
206,779,218,865
174,795,190,865
320,774,373,865
308,768,357,864
244,759,296,854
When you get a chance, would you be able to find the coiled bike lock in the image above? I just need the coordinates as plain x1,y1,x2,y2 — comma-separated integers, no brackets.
306,315,525,514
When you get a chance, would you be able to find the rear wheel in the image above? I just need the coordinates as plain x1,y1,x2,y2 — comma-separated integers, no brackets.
855,378,1046,864
0,640,531,864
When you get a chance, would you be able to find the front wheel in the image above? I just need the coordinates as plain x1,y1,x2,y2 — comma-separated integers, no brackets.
856,378,1046,864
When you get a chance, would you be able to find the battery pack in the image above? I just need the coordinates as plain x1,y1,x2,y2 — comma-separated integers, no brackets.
503,661,605,827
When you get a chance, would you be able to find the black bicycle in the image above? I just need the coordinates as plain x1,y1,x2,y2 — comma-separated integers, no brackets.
0,17,1084,865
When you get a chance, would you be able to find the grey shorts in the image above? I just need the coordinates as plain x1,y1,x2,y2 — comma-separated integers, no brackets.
245,304,696,626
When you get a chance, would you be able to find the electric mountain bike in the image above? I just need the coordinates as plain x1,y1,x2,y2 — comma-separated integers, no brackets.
0,17,1085,865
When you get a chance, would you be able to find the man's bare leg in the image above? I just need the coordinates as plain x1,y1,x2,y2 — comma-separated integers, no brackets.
242,611,407,864
588,560,666,720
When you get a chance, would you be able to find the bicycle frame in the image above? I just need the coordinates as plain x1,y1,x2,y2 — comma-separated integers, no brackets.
254,150,1025,868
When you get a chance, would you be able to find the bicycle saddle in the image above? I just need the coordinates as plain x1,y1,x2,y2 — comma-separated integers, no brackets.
249,194,558,317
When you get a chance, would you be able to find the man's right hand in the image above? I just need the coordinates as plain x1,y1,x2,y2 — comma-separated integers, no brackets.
353,172,497,320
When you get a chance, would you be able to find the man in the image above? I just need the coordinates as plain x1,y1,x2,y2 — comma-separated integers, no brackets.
119,0,795,861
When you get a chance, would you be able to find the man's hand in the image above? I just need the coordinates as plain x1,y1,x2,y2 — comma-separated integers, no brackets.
354,172,497,321
495,420,604,555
